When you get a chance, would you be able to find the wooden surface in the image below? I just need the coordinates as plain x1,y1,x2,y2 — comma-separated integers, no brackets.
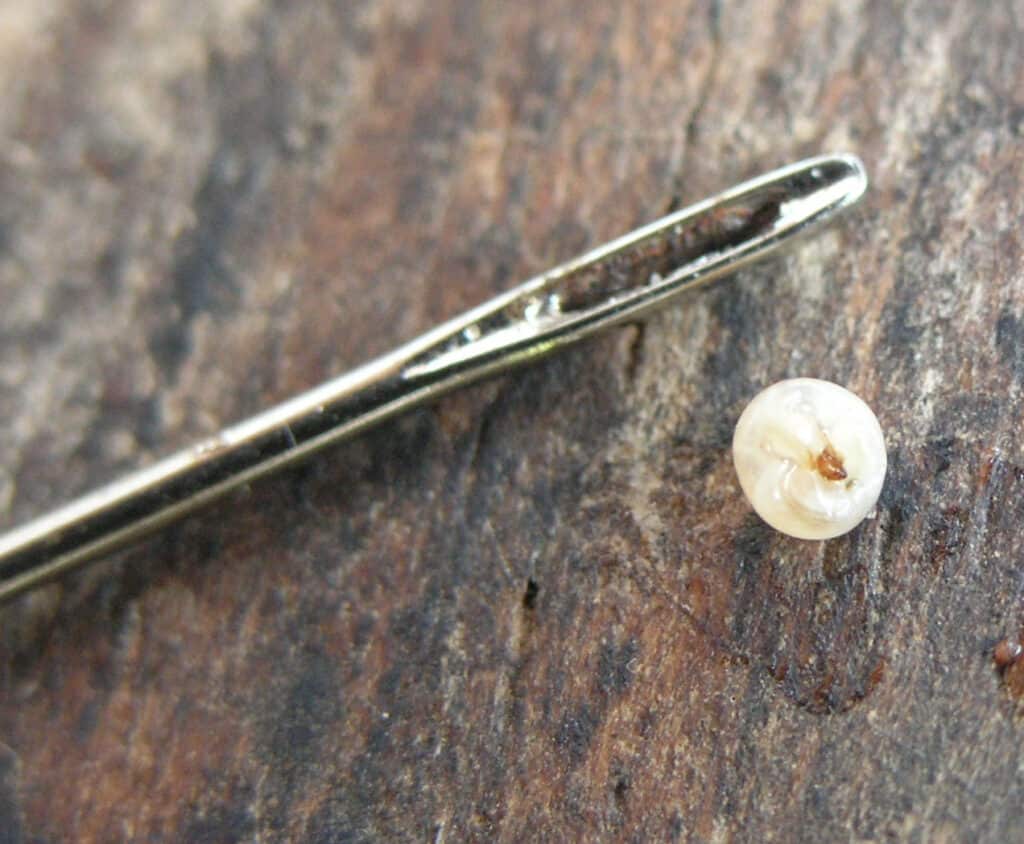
2,1,1024,841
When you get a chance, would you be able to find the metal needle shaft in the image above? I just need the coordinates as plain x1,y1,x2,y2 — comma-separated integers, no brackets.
0,154,867,603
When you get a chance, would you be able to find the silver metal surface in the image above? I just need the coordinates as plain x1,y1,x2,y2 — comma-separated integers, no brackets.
0,154,868,603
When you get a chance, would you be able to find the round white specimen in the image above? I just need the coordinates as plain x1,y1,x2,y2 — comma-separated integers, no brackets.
732,378,887,540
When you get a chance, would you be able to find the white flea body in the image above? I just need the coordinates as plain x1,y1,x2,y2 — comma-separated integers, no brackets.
732,378,887,540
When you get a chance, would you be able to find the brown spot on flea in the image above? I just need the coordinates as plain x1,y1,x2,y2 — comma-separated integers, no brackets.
815,444,848,481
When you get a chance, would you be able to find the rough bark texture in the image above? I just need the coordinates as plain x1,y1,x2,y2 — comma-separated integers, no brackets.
2,1,1024,841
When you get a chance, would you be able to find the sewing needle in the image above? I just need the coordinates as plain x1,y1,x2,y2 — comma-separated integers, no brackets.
0,154,867,602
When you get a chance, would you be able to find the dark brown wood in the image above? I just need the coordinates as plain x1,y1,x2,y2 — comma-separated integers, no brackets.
3,1,1024,841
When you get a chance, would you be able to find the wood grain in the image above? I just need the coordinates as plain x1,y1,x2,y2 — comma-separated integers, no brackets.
2,1,1024,841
